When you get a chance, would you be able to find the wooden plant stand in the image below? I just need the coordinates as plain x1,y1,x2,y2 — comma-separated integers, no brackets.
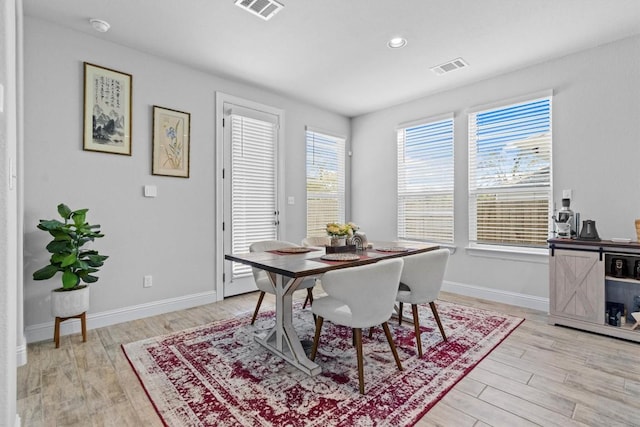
54,312,87,348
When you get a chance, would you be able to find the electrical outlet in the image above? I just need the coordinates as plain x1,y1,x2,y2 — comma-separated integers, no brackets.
143,275,153,288
562,189,572,200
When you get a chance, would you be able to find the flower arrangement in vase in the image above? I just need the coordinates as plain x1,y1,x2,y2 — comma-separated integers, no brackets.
326,222,359,251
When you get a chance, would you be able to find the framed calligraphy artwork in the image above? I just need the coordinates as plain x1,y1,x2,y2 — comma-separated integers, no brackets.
152,106,191,178
83,62,132,155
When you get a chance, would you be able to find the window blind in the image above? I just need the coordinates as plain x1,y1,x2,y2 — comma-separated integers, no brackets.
397,115,454,243
306,129,346,237
231,113,277,277
468,96,552,247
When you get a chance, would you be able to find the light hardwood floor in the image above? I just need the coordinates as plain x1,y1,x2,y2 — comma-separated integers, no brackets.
17,290,640,426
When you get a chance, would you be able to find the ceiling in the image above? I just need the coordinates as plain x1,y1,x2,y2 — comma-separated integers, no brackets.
23,0,640,117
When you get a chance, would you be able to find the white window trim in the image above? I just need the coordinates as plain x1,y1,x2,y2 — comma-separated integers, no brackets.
467,92,553,251
396,112,454,131
397,113,455,244
465,242,549,263
467,89,554,115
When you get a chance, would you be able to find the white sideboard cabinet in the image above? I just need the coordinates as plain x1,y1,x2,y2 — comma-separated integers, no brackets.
548,238,640,343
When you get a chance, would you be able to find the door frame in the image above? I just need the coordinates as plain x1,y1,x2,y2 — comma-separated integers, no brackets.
214,92,286,301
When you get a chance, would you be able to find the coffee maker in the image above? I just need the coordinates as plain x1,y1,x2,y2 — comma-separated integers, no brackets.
553,198,578,238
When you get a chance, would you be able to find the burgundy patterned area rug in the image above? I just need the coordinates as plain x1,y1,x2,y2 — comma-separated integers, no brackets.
122,300,523,427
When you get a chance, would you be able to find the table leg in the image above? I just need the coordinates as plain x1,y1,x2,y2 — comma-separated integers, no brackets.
254,273,321,376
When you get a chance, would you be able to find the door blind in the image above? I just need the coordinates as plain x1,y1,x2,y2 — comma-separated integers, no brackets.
306,129,346,237
230,113,277,277
397,116,454,243
468,95,552,247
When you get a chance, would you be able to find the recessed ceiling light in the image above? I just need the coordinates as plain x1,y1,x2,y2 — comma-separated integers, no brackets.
89,18,110,33
387,37,407,49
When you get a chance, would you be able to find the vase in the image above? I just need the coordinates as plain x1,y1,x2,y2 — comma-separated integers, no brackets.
51,285,90,318
330,236,346,246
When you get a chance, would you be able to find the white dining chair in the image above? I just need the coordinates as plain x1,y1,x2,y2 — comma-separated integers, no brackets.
301,236,331,247
396,248,450,357
310,258,404,394
249,240,316,325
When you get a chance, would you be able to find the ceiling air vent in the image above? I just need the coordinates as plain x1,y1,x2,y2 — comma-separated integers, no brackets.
235,0,284,21
430,58,468,76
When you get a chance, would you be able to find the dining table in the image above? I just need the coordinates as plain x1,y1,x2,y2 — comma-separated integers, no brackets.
224,241,439,376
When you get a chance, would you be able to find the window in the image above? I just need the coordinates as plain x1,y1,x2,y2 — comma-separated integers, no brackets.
468,93,552,248
306,128,346,237
397,114,454,243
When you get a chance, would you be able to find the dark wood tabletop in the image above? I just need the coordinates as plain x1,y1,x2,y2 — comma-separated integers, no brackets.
225,241,440,278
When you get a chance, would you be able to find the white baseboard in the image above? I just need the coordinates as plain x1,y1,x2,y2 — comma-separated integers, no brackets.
24,290,218,344
16,335,27,366
442,280,549,312
22,282,549,344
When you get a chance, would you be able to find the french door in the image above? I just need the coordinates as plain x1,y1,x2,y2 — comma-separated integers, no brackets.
222,99,281,297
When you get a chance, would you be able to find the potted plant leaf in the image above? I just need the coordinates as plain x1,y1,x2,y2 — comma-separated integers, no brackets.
33,203,108,346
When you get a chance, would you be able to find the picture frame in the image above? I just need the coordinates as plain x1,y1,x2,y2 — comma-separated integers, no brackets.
152,106,191,178
83,62,132,155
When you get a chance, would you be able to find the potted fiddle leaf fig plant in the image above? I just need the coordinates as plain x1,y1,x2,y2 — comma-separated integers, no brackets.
33,203,108,320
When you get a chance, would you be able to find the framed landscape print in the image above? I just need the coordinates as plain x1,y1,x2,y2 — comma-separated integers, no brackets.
83,62,132,155
152,106,191,178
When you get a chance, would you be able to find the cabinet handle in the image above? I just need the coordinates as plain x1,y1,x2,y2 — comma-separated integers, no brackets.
548,244,604,261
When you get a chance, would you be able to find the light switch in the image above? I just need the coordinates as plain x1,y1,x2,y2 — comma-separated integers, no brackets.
562,189,572,200
288,196,295,205
144,185,157,198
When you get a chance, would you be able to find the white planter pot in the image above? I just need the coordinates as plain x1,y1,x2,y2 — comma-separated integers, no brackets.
51,286,90,318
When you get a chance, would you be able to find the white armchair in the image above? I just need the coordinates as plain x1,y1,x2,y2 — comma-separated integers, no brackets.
310,258,404,394
396,248,450,357
248,240,316,325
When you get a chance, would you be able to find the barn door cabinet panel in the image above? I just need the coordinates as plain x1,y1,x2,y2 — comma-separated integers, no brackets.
548,238,640,343
549,248,604,323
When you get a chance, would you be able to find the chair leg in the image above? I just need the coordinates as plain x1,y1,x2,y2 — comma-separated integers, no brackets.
354,328,365,394
250,291,266,325
303,288,314,309
310,316,324,361
54,317,61,348
398,302,403,325
429,301,447,341
80,312,87,343
368,327,374,338
411,304,423,357
381,322,403,371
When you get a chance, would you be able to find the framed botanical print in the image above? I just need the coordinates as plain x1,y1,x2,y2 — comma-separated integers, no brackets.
152,106,191,178
83,62,132,155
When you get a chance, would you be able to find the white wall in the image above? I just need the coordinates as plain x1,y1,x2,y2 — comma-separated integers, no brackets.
22,17,349,335
352,35,640,303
